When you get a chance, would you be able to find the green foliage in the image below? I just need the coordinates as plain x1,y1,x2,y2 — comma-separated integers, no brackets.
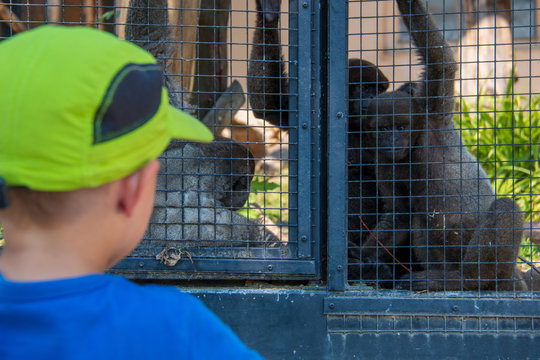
458,94,540,222
236,175,288,227
249,177,280,192
457,87,540,262
520,238,539,263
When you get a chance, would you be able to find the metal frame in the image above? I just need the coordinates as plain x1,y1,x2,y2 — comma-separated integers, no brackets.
112,0,321,280
327,0,349,291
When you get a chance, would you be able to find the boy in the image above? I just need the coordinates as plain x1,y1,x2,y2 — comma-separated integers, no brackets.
0,25,264,359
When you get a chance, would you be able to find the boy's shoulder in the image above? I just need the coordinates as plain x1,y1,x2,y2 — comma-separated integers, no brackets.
105,274,218,324
0,272,180,300
0,273,264,359
0,272,203,318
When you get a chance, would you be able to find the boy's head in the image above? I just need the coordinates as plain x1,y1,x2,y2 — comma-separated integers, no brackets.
0,26,212,271
0,25,212,194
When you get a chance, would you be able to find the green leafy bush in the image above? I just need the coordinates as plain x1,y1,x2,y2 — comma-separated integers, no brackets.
458,94,540,222
236,175,289,227
457,88,540,263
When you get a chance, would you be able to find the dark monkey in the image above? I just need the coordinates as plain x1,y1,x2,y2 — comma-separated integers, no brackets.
247,0,390,280
361,0,526,291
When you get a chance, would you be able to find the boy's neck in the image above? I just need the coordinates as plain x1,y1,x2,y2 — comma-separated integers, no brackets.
0,161,159,282
0,223,114,282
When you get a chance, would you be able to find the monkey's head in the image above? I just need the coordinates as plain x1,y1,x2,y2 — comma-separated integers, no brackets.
363,91,415,162
348,59,389,117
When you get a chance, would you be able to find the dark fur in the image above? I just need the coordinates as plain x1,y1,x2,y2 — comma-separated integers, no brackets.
167,137,255,210
247,0,389,128
125,0,190,110
361,0,526,291
395,81,415,95
247,0,289,127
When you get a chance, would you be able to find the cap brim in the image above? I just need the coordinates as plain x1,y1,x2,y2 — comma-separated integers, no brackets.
168,105,214,143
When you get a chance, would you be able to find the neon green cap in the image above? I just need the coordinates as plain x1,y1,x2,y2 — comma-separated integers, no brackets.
0,25,213,192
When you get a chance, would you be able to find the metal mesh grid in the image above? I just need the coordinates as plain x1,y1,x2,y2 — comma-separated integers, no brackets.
1,0,538,289
345,0,540,294
118,0,305,277
0,0,318,280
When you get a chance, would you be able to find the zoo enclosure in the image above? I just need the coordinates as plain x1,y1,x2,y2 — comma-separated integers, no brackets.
1,0,540,359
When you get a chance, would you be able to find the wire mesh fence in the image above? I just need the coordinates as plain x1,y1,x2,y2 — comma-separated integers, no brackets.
345,0,540,294
115,0,316,279
0,0,318,280
0,0,538,291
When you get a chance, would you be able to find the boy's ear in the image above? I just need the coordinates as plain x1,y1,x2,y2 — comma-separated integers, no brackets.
117,160,160,217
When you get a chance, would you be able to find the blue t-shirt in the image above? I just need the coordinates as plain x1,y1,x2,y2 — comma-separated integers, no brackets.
0,273,264,359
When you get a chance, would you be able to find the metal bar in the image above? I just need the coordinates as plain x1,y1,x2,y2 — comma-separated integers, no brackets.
324,296,540,318
287,0,300,263
296,0,313,259
310,0,323,278
113,258,317,277
317,0,329,283
129,245,296,259
326,0,349,291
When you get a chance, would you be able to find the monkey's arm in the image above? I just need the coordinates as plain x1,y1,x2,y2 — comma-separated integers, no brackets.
396,0,457,123
247,0,290,128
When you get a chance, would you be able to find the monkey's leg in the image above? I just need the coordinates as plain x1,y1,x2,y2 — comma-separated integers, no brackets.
463,197,526,291
399,214,466,291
